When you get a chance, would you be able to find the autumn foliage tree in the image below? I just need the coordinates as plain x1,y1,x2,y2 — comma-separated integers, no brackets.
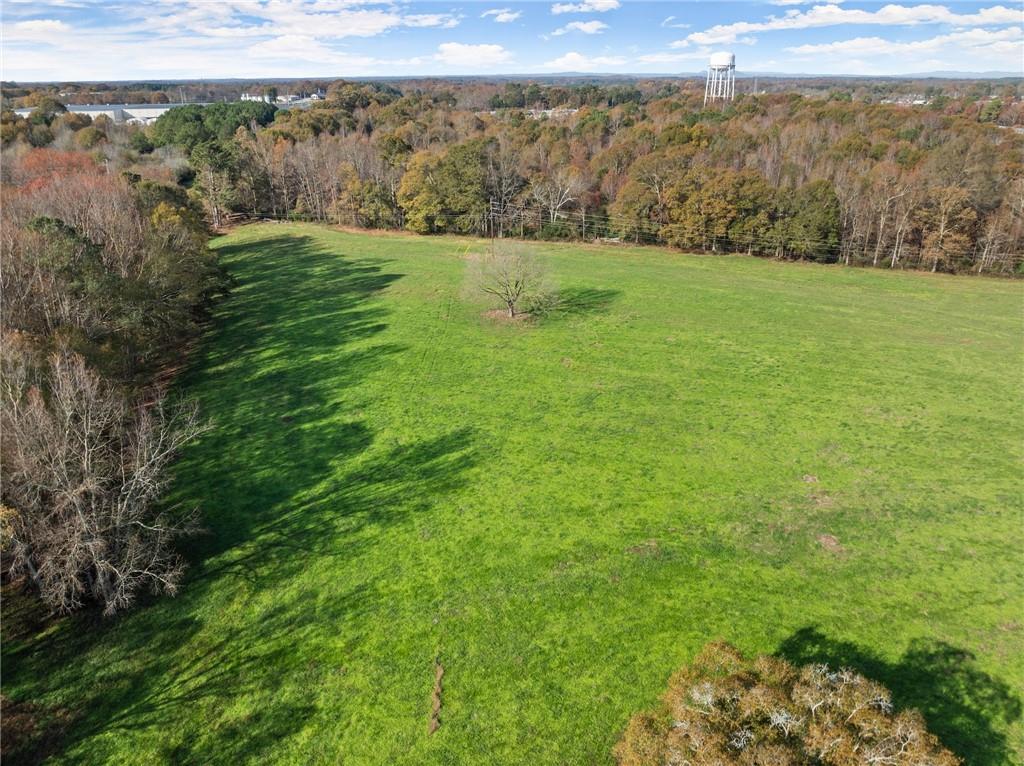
615,642,960,766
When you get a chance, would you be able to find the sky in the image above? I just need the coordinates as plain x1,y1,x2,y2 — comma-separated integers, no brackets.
1,0,1022,82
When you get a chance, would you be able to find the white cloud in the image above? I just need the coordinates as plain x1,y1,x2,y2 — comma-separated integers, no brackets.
6,18,72,40
128,3,459,40
544,51,626,69
786,25,1023,57
1,2,474,80
774,25,1024,73
403,14,460,29
482,8,522,23
551,0,620,15
552,20,608,35
4,0,1020,81
0,5,465,80
3,0,88,8
661,16,690,29
435,42,513,67
674,3,1024,47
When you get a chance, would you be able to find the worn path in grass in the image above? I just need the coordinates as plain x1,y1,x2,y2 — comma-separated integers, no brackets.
4,223,1022,764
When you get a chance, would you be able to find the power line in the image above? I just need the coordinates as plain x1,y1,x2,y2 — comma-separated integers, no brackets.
488,200,1024,262
228,205,1024,270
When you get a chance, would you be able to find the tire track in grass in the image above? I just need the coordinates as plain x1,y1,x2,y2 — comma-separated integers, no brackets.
414,244,465,388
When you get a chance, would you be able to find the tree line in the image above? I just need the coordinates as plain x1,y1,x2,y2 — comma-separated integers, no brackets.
1,148,225,614
3,79,1022,275
126,79,1023,274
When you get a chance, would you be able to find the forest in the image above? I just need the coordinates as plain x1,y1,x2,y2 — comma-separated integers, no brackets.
1,140,224,615
3,76,1023,274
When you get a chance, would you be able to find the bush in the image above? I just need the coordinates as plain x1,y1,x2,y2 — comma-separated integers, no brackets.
130,130,155,154
73,126,106,149
614,642,960,766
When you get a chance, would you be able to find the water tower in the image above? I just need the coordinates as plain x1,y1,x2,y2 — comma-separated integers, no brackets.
703,51,736,106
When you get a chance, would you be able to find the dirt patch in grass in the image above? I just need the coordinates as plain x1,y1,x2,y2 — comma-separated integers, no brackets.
482,309,533,323
428,660,445,735
627,540,660,557
802,474,818,483
816,534,845,554
810,491,834,508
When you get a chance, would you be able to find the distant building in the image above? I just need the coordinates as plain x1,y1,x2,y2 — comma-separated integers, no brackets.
525,107,578,120
13,102,201,124
880,94,932,106
241,92,274,103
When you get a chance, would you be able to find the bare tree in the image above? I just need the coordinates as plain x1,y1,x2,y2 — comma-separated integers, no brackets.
470,242,546,318
1,346,208,615
287,136,343,222
531,167,586,224
485,138,524,237
917,186,977,272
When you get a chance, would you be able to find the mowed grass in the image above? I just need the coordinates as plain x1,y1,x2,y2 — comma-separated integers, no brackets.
4,223,1023,765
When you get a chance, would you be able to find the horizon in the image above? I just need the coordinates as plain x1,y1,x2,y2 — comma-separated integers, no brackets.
5,69,1024,87
2,1,1022,82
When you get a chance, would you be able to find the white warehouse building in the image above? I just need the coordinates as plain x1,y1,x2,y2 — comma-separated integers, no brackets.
13,102,207,125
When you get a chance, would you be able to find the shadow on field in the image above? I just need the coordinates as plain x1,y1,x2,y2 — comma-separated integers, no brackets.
1,232,478,765
549,287,620,318
777,626,1022,766
173,234,476,573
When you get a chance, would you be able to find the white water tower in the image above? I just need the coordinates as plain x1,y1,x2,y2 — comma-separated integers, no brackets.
704,51,736,106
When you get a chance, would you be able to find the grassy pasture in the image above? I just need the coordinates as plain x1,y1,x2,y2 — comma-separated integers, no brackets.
3,223,1022,765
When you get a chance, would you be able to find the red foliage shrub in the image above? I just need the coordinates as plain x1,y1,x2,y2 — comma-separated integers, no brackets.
13,148,97,190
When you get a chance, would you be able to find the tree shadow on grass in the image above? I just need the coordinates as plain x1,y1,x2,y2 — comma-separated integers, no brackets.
192,426,478,587
168,233,411,564
777,626,1022,766
554,287,620,316
2,231,479,764
530,287,620,320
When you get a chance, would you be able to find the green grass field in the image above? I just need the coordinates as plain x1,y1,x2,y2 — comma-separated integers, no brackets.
5,223,1023,765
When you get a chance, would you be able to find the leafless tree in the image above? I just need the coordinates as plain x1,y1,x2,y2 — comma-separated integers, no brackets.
1,346,208,615
288,136,343,221
531,167,586,224
470,242,546,318
485,138,524,237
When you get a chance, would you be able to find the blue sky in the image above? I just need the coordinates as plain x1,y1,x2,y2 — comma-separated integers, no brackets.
2,1,1021,81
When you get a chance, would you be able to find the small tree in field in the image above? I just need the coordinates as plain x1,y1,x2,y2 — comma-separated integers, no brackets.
471,242,546,318
615,642,960,766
